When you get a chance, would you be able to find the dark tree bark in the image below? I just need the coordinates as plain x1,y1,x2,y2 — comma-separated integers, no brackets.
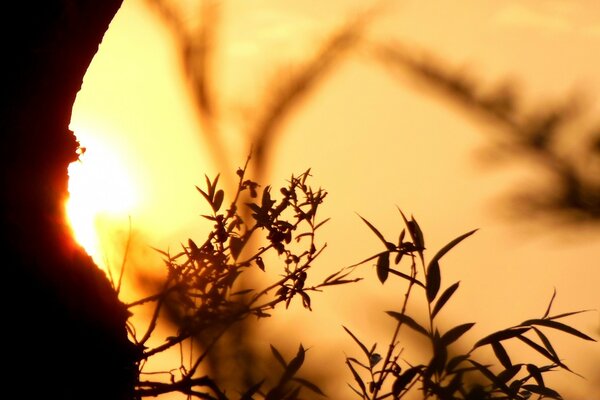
1,1,138,399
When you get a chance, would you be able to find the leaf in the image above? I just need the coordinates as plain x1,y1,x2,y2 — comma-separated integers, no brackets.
281,344,305,383
520,319,596,341
240,380,265,400
343,326,370,358
441,322,475,346
542,288,557,319
392,366,422,396
531,327,559,360
526,364,544,388
497,364,522,383
345,359,367,395
426,260,441,302
491,341,512,369
389,269,426,288
357,214,394,250
468,360,511,392
386,311,429,337
376,252,390,284
292,377,326,396
427,229,478,268
516,335,578,375
212,189,224,212
521,384,563,399
446,354,469,372
229,236,244,260
398,209,425,250
432,281,460,319
270,345,287,369
473,327,530,348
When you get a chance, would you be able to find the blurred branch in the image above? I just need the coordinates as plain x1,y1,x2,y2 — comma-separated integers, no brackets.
248,10,376,179
373,41,600,224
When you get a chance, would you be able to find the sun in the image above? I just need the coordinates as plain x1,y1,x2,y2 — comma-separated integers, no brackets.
65,134,138,269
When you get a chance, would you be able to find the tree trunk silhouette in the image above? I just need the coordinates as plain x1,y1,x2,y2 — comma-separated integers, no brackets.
1,2,137,399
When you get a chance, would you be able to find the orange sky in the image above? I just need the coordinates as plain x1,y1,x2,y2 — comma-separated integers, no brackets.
68,0,600,397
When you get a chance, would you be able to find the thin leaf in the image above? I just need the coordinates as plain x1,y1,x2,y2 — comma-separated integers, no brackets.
491,341,512,369
526,364,544,388
386,311,429,337
497,364,522,383
343,326,370,358
473,327,530,348
441,322,475,346
547,309,594,321
392,366,422,396
521,384,563,399
292,377,326,396
428,229,478,267
270,345,287,369
376,252,390,284
542,288,557,319
446,354,469,373
432,281,460,319
531,327,559,360
281,345,305,383
240,380,265,400
346,359,367,395
357,214,394,250
468,360,511,392
520,319,596,341
426,260,441,302
389,269,425,288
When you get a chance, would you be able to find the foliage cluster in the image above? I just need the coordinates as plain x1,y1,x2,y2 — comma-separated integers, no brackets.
125,163,595,400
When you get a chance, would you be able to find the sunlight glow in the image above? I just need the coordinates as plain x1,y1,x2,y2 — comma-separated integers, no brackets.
66,135,138,269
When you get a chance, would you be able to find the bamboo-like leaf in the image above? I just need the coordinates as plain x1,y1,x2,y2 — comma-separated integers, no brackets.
473,327,530,348
497,364,522,383
270,344,287,369
547,309,594,321
431,281,460,319
282,345,305,382
389,269,426,288
426,260,441,302
441,322,475,346
542,288,557,319
521,384,563,399
387,311,429,337
376,252,390,284
392,366,422,396
531,327,559,360
520,319,596,341
357,214,394,250
446,354,469,372
516,335,572,372
240,380,265,400
428,229,478,268
343,326,370,358
346,359,367,395
526,364,544,388
491,341,512,369
468,360,511,392
292,377,326,396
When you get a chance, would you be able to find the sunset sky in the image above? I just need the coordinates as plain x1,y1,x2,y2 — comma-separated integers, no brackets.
67,0,599,397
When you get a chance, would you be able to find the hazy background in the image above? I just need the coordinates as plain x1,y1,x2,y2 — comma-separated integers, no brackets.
67,0,599,397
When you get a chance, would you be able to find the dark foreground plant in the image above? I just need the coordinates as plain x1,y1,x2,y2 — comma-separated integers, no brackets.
125,162,595,399
128,158,359,399
344,211,596,399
